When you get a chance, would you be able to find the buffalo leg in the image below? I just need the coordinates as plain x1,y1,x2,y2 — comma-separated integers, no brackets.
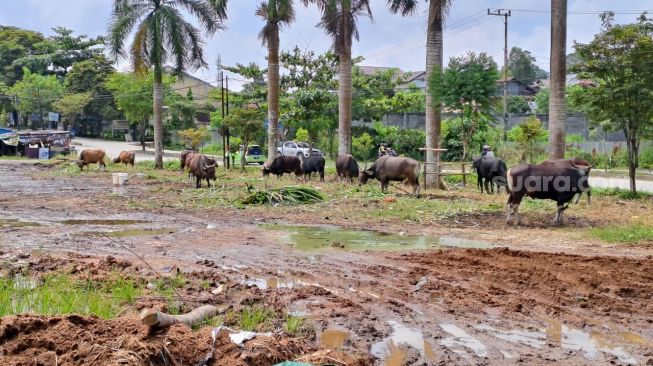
320,170,324,182
206,178,211,188
196,176,201,188
478,176,483,193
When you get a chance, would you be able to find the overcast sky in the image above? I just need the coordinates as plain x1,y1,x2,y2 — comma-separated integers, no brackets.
2,0,652,90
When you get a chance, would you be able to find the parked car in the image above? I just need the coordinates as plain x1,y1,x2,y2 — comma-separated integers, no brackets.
276,141,322,159
234,144,266,165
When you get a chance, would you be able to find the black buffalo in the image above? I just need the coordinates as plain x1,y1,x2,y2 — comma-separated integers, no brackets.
262,156,303,179
359,156,420,196
188,154,217,188
472,156,507,194
506,160,594,226
541,158,592,204
302,155,325,182
336,154,359,183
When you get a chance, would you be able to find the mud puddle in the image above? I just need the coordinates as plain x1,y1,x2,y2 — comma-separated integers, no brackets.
319,329,351,348
76,227,176,238
263,224,494,251
60,219,149,226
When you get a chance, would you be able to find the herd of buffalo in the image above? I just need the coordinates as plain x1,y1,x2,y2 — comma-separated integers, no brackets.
74,148,595,225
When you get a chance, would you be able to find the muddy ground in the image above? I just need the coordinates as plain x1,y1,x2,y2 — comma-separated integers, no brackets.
1,160,653,366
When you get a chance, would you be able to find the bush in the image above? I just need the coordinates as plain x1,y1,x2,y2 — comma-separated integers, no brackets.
294,127,309,142
640,146,653,169
352,132,375,161
441,117,502,161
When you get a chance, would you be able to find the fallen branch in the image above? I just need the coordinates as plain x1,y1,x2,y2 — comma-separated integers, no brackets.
140,304,223,328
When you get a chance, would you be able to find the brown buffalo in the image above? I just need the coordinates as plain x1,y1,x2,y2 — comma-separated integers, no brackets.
77,149,106,171
112,151,135,166
359,156,421,196
188,154,217,188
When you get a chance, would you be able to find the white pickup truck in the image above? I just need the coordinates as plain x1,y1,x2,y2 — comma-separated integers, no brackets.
276,141,322,159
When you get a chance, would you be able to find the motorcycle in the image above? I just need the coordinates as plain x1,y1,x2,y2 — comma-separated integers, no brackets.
377,148,398,158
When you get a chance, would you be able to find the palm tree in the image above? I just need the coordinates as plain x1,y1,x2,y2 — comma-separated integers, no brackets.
108,0,228,169
548,0,567,159
387,0,451,187
303,0,372,155
257,0,295,162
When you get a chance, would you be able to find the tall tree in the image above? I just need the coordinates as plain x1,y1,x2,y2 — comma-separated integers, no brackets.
548,0,567,159
8,68,64,129
303,0,373,155
508,47,547,82
572,13,653,193
257,0,295,162
107,0,228,169
387,0,452,187
0,26,45,85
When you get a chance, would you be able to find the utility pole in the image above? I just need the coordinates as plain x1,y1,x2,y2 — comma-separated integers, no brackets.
488,8,511,141
225,75,231,169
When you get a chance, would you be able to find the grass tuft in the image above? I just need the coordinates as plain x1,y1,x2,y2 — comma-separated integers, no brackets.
590,224,653,244
238,306,275,331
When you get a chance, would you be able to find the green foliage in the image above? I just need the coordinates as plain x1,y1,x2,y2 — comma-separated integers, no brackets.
508,47,547,82
223,107,266,146
0,26,46,85
352,132,375,161
352,122,427,160
8,68,64,122
591,224,653,244
508,96,530,114
178,127,211,150
0,274,141,319
572,13,653,191
640,146,653,169
441,117,502,161
352,66,402,122
507,116,548,163
534,86,586,114
52,92,92,128
242,186,324,205
284,315,304,335
430,52,500,160
238,306,275,331
295,127,309,142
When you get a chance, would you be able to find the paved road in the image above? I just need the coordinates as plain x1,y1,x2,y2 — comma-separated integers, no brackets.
589,176,653,193
72,137,182,161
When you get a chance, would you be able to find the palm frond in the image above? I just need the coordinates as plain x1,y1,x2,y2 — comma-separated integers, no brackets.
107,0,150,59
386,0,419,16
429,0,453,28
170,0,227,35
130,13,153,74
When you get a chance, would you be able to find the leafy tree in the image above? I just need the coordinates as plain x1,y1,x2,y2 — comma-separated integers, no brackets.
352,66,401,122
105,72,173,150
168,89,196,130
223,107,266,171
0,26,45,85
507,116,548,163
52,92,92,131
430,52,500,160
65,56,120,135
571,12,653,192
303,0,372,155
12,27,104,78
257,0,295,163
295,127,309,141
280,47,337,90
508,47,547,82
9,68,64,129
224,62,268,107
108,0,228,169
178,127,211,150
391,86,425,113
352,131,375,161
508,95,530,114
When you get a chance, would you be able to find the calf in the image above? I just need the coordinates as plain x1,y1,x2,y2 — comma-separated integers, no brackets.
359,156,420,196
302,155,325,182
336,154,359,183
472,156,507,194
506,161,593,226
77,149,106,171
188,154,217,188
112,151,135,166
262,156,303,179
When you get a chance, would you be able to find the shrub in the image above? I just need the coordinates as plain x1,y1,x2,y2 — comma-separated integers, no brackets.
352,132,375,161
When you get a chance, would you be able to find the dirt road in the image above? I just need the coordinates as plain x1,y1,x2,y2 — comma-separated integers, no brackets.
1,161,652,365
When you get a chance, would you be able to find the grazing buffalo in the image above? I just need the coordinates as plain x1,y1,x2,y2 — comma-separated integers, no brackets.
77,149,106,171
262,156,303,179
112,151,135,166
336,154,359,183
541,158,592,204
188,154,217,188
506,160,594,226
472,156,507,194
180,150,197,181
302,155,325,182
359,156,421,196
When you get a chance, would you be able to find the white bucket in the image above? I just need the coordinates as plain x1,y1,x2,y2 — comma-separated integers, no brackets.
112,173,129,186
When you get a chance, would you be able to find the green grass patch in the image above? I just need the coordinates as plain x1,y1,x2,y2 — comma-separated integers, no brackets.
590,224,653,244
594,188,653,200
238,306,275,331
284,315,304,335
0,274,141,318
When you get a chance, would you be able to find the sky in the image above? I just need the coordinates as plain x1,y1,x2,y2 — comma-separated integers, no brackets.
1,0,652,90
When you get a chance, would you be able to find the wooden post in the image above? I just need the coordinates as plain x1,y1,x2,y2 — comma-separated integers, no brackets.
434,151,440,191
462,162,467,187
423,160,427,190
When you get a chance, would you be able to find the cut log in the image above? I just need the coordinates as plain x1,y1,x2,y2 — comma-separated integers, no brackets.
140,304,225,328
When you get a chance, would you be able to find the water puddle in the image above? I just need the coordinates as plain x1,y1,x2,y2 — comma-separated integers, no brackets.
0,219,41,228
320,329,351,349
475,321,644,364
439,323,488,357
263,224,493,252
60,219,149,226
78,228,176,238
371,320,425,364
